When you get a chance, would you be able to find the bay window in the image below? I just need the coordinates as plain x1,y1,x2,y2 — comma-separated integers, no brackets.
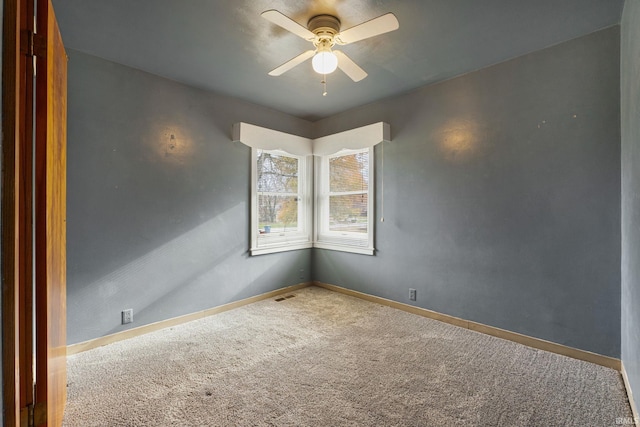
233,121,389,257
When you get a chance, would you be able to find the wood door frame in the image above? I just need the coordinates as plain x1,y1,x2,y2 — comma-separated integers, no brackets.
2,0,36,425
4,1,68,425
33,1,67,425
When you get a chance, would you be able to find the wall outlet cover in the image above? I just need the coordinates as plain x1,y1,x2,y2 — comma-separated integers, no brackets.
122,309,134,324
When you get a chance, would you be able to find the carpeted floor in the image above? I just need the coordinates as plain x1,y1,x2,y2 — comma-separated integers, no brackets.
63,286,633,426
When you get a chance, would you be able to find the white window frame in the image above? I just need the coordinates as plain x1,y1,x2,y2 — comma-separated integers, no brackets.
312,122,389,256
233,121,389,257
251,148,313,255
233,122,313,256
314,147,374,255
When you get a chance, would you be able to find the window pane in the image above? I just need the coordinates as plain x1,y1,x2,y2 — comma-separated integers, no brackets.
329,194,368,233
329,152,369,193
257,150,298,194
258,195,299,233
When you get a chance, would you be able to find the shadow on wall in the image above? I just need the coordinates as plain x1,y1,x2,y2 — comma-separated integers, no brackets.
68,202,278,340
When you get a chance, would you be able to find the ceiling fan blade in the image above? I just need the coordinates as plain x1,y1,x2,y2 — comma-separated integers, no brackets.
268,50,315,76
336,13,399,45
334,51,367,82
261,10,315,41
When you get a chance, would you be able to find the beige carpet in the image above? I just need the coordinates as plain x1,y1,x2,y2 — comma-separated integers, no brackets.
63,286,633,426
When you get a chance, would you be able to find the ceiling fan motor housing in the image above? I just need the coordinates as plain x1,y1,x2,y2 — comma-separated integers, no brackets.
308,14,341,46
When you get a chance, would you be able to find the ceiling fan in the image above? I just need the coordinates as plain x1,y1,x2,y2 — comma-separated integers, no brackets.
261,9,399,89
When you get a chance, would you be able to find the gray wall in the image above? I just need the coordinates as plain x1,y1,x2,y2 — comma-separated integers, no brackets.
312,27,621,357
621,0,640,413
68,26,624,359
66,50,313,344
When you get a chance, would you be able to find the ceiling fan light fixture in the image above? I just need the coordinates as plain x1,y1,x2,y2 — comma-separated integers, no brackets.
262,9,399,81
312,50,338,74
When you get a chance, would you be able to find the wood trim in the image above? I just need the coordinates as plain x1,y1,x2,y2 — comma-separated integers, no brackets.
19,0,35,419
313,282,622,371
66,280,623,372
66,282,312,355
2,1,21,423
34,1,68,425
314,282,469,328
622,362,640,427
2,0,35,425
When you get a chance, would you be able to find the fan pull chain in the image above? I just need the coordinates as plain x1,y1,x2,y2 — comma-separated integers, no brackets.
322,74,328,96
380,140,385,223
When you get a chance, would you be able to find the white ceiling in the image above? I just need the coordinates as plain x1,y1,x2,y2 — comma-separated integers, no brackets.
51,0,624,121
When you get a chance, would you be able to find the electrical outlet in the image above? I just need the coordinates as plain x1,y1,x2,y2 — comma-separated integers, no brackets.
122,309,133,324
409,288,417,301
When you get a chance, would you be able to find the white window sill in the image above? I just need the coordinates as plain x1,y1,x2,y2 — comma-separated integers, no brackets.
313,242,375,256
251,242,313,256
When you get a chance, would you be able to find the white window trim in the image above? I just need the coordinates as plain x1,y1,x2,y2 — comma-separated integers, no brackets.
232,122,312,156
251,148,313,255
312,122,390,155
233,122,390,256
314,148,375,255
234,123,313,256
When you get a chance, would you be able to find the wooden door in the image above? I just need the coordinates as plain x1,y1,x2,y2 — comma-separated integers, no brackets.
34,0,68,426
2,0,66,422
2,0,35,426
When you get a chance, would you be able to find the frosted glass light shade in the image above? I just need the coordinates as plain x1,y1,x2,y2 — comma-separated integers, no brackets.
312,51,338,74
